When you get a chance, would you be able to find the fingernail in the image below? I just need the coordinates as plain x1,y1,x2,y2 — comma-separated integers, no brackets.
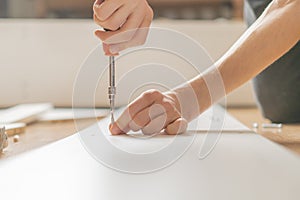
109,45,119,54
93,2,100,8
93,0,102,7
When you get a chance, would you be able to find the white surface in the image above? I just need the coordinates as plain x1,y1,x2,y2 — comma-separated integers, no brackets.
79,105,251,172
0,19,256,107
38,108,109,122
0,103,53,124
1,106,300,199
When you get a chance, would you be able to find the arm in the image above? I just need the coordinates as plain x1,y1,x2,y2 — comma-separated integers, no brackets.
185,0,300,118
218,0,300,95
110,0,300,135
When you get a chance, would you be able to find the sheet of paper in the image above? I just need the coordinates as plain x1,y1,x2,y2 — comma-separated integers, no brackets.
1,115,300,200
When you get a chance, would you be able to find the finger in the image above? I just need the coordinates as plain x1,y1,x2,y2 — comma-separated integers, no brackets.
109,123,127,135
94,5,147,45
165,118,188,135
93,0,124,22
141,107,181,135
98,4,133,31
94,0,104,7
107,26,150,54
94,14,105,29
102,43,119,56
113,90,163,134
127,90,163,119
106,10,152,54
129,104,166,132
141,114,167,135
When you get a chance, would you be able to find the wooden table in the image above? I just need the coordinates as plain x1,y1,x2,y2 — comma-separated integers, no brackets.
1,107,300,159
229,108,300,155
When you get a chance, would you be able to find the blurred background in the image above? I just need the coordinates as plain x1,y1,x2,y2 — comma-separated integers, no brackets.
0,0,256,108
0,0,243,19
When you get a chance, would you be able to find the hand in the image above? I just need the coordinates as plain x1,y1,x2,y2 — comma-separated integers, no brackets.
93,0,153,55
109,90,188,135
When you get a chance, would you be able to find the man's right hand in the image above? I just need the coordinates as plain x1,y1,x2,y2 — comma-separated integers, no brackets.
93,0,153,56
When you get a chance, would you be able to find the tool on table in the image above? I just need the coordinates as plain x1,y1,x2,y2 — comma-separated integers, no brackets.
0,123,26,136
262,123,282,129
0,126,8,152
252,122,283,129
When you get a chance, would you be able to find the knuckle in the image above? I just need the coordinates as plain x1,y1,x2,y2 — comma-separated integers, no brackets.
94,13,103,22
127,105,135,118
161,100,175,112
142,89,160,101
131,1,139,10
142,91,152,100
147,6,154,20
93,14,102,26
164,104,173,112
95,8,107,21
150,89,162,98
141,3,154,22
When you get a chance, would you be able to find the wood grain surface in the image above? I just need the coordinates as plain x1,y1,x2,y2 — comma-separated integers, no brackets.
228,107,300,156
1,108,300,159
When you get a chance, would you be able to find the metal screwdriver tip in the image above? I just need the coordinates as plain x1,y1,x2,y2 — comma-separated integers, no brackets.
110,111,115,124
110,99,115,124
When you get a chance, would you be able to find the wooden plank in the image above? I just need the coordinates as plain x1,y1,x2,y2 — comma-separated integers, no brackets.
228,107,300,155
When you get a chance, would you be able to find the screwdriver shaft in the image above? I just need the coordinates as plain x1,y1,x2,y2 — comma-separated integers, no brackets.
108,56,116,124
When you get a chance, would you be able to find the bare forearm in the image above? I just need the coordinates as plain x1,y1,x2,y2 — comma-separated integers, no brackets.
219,0,300,93
179,0,300,117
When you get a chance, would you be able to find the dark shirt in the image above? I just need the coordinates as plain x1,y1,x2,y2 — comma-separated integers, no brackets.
244,0,300,123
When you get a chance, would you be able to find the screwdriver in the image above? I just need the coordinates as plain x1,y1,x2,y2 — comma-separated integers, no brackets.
104,27,116,124
98,0,117,124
